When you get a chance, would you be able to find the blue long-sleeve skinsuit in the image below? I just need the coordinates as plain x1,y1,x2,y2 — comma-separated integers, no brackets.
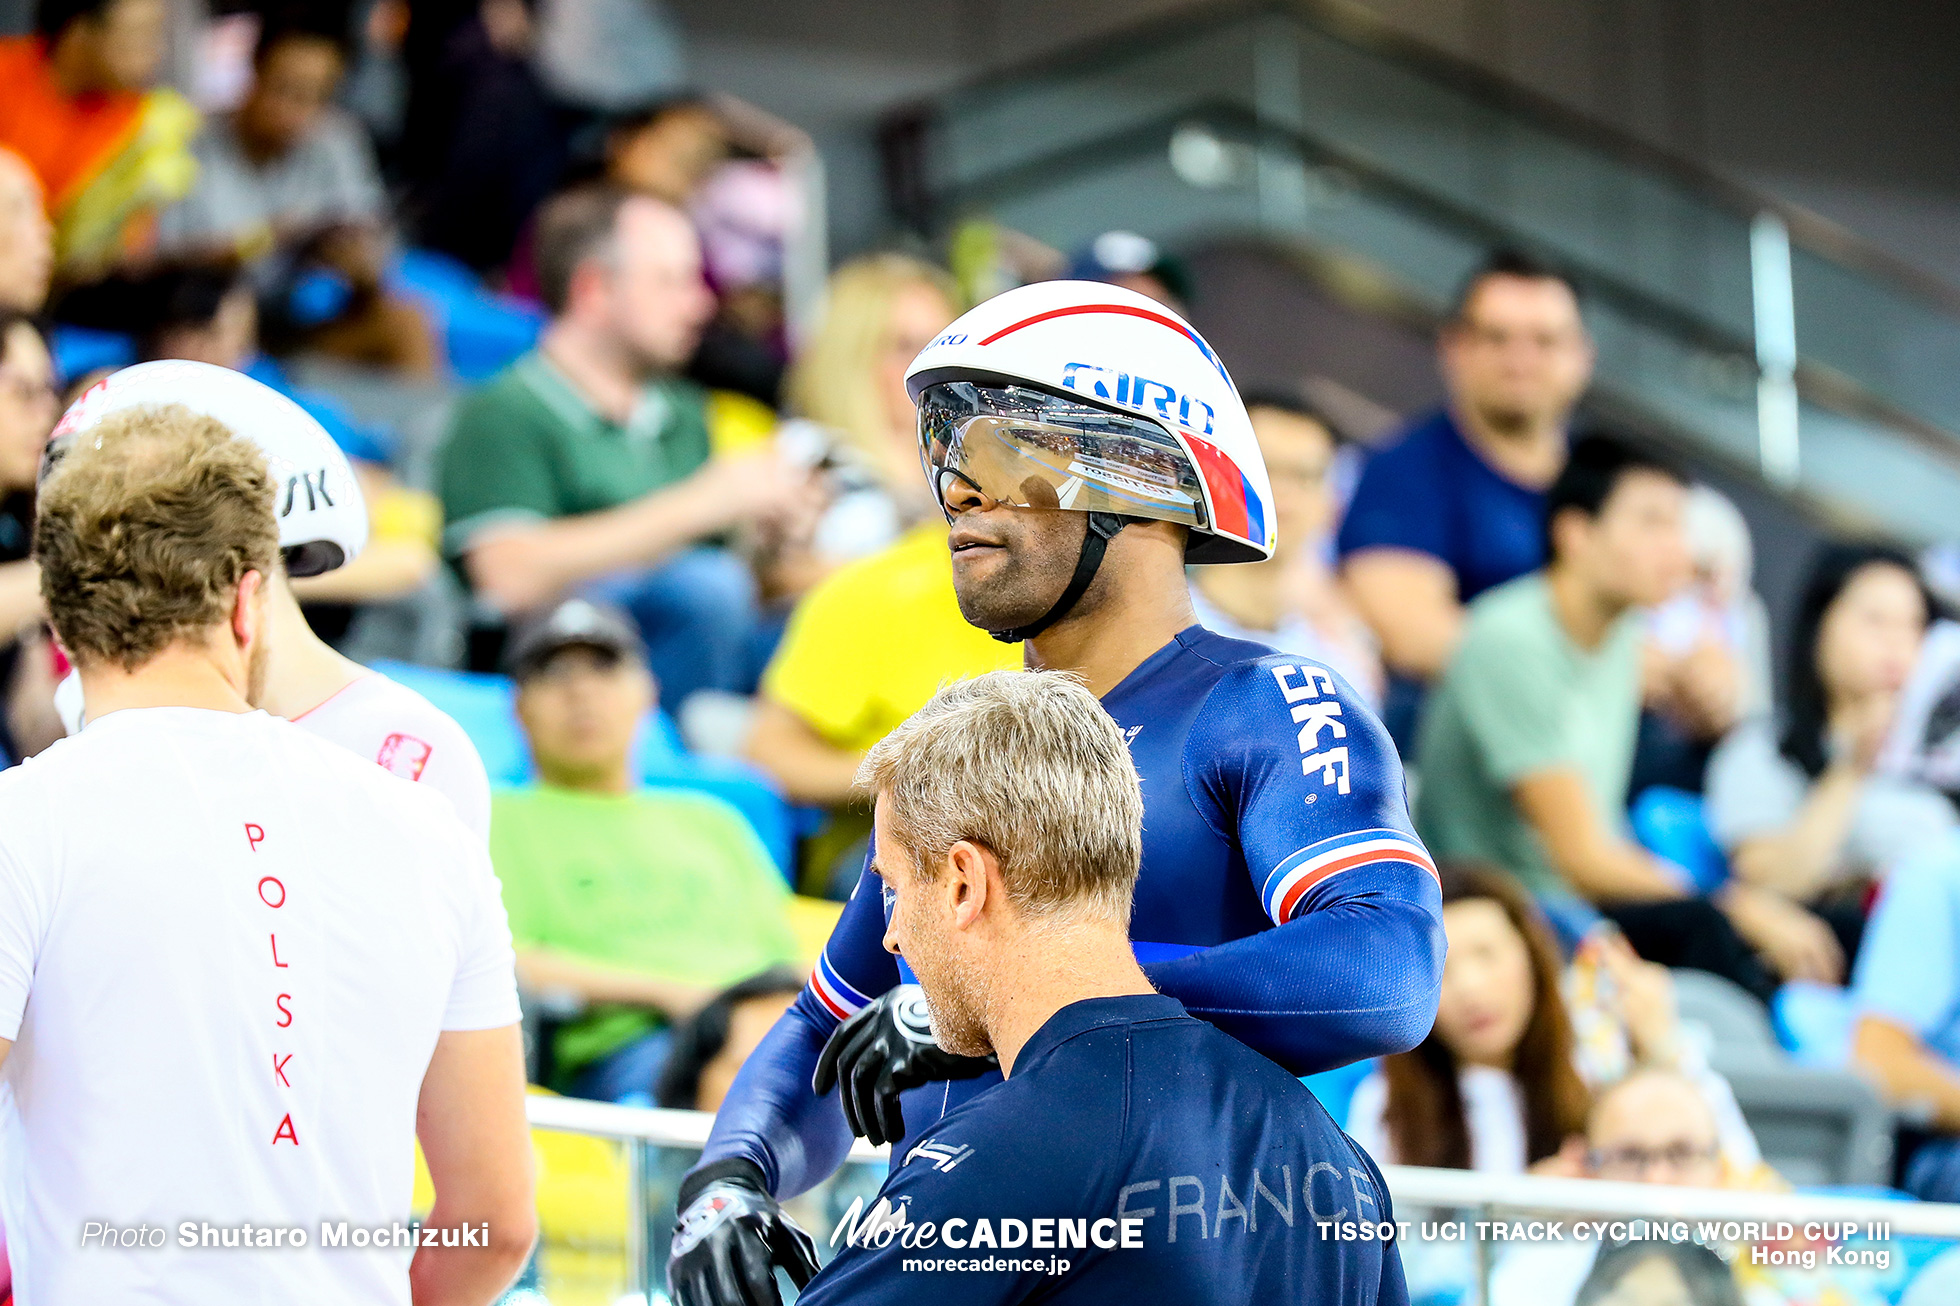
699,625,1446,1198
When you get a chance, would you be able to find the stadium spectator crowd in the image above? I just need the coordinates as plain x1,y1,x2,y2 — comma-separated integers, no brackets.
5,4,1960,1303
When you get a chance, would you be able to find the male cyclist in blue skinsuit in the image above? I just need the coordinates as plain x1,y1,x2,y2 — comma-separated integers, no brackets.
670,280,1444,1304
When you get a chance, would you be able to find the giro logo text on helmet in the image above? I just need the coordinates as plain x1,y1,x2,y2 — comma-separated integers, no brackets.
907,281,1276,564
1060,362,1216,436
905,280,1277,641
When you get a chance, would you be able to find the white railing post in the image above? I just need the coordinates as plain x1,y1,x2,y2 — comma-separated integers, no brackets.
1251,14,1310,232
781,145,830,353
1751,211,1801,487
521,1097,1960,1291
626,1136,649,1299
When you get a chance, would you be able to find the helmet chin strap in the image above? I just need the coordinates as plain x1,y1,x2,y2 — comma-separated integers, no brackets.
988,512,1129,644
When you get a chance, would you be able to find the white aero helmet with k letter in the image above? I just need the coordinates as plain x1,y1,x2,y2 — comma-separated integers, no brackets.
46,360,368,577
905,280,1274,641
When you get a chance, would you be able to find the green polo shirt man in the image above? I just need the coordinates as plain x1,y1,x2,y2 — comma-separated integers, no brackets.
439,349,711,557
1411,434,1840,1001
494,784,800,1078
433,186,801,704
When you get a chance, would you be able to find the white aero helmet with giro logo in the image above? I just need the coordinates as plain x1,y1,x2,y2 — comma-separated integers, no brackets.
47,360,368,577
905,279,1274,641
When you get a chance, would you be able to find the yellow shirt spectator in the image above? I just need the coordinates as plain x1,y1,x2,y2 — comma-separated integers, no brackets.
765,521,1021,751
748,522,1021,890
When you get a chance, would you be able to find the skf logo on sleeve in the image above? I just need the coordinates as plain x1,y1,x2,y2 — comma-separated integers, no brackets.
1271,664,1348,795
376,733,433,781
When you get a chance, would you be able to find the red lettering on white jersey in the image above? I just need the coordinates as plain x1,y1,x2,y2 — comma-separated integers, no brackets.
272,1113,298,1146
273,1054,292,1087
244,822,265,851
275,994,293,1028
258,877,285,909
270,933,288,967
376,733,433,782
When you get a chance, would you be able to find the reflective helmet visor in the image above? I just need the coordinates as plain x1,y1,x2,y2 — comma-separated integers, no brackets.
916,380,1209,530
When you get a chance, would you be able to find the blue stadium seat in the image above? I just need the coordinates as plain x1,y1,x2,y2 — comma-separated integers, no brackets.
49,323,136,384
1630,785,1729,894
1300,1058,1376,1127
389,248,545,382
367,660,794,878
1774,979,1859,1069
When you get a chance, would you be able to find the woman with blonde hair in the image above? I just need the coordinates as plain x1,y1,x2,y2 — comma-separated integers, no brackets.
782,252,959,560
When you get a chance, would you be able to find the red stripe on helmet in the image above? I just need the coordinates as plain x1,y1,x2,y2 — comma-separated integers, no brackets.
975,304,1222,383
1183,432,1250,541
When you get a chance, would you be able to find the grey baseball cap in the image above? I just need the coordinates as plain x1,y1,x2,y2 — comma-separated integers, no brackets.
504,598,646,681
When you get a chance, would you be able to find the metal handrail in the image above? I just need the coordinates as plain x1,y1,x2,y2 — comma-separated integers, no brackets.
934,99,1754,356
1381,1166,1960,1239
779,144,829,350
524,1091,886,1161
523,1097,1960,1240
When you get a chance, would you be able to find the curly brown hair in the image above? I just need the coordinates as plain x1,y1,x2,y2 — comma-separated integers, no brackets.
35,403,277,671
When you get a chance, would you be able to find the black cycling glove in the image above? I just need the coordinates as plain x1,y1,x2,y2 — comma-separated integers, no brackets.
811,984,999,1147
669,1158,819,1306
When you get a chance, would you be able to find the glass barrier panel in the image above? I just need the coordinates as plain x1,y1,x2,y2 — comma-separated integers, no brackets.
510,1106,892,1306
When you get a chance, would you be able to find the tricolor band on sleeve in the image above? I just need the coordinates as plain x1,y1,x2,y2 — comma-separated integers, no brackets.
809,950,872,1022
1261,828,1438,926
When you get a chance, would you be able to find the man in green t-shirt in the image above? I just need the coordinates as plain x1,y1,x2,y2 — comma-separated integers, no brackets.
436,184,806,707
1416,434,1838,999
493,597,800,1100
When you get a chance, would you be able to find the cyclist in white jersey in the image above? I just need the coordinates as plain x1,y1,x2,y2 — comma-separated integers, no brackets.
49,361,491,837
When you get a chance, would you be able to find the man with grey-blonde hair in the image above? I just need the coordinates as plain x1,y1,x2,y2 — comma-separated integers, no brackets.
688,671,1407,1306
862,670,1143,930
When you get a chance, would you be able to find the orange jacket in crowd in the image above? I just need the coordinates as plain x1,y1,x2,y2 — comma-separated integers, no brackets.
0,36,197,278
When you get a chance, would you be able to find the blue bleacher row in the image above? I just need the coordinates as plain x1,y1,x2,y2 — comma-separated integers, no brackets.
1293,783,1885,1192
53,247,547,395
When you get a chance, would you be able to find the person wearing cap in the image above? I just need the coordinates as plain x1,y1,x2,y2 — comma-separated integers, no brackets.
0,401,534,1303
673,280,1443,1304
51,361,493,836
492,596,801,1102
1066,229,1191,311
